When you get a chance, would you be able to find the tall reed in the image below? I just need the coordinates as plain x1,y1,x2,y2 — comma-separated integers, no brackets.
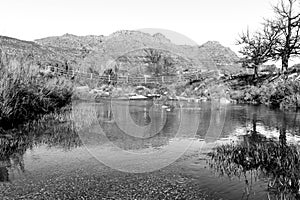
0,59,73,130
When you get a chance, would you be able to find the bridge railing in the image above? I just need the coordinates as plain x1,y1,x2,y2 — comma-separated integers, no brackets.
49,66,216,84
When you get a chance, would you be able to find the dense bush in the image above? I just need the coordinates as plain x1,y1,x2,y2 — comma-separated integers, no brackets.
230,79,300,110
0,61,73,129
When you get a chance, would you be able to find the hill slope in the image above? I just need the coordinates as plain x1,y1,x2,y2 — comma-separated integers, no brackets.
0,36,66,66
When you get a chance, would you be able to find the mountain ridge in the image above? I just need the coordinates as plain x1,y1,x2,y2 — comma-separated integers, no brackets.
0,30,242,75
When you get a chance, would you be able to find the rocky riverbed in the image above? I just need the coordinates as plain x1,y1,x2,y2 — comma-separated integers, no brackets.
0,152,220,200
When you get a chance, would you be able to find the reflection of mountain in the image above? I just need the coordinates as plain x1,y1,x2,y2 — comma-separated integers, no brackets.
95,100,181,150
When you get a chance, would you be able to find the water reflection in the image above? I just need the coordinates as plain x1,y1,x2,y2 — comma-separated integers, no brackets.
95,100,182,150
0,134,30,182
0,112,81,182
208,116,300,200
0,100,299,196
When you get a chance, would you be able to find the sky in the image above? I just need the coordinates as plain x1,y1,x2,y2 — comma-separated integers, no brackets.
0,0,277,54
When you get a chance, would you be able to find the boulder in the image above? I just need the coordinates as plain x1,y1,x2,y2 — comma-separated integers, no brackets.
220,97,231,104
129,95,148,100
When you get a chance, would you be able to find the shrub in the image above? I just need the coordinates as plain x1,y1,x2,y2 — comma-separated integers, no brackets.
230,79,300,110
280,94,300,110
229,90,244,101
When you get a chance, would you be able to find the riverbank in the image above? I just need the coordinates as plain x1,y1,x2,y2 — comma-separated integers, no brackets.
228,71,300,110
72,82,233,104
72,69,300,110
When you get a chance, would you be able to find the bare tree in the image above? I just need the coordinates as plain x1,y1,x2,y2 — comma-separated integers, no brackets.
268,0,300,71
237,25,278,77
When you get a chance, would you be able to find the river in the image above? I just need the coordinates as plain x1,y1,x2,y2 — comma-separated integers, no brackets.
0,100,299,199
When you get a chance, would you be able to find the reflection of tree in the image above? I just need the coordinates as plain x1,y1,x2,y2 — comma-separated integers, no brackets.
279,112,287,147
0,166,9,182
0,110,81,182
215,104,300,139
252,112,257,134
250,106,299,135
0,133,30,182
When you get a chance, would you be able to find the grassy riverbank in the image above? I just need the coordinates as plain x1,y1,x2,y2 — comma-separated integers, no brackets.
0,61,73,130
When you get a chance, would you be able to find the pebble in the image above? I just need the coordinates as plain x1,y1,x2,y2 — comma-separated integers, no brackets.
0,168,215,200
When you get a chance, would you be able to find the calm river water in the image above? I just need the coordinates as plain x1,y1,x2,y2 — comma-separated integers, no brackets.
0,100,300,199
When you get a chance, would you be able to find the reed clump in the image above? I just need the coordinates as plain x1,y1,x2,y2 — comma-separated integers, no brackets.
208,133,300,198
0,60,73,130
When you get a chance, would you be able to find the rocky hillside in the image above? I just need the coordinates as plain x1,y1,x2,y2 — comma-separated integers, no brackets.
76,30,219,74
0,34,94,70
0,31,242,75
199,41,242,75
35,33,104,51
199,41,239,65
